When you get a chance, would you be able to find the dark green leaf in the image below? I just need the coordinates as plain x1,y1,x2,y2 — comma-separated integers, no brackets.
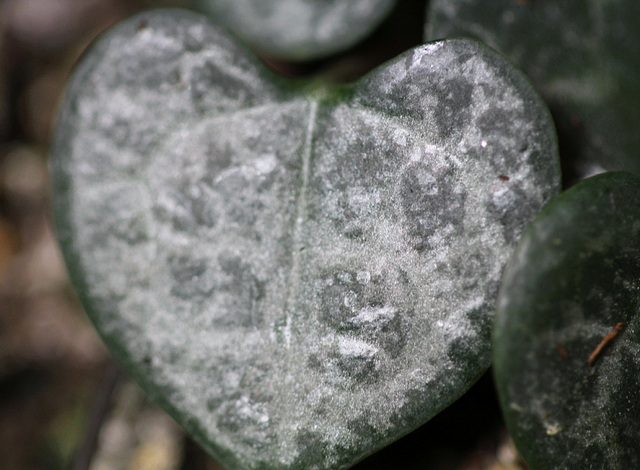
494,172,640,469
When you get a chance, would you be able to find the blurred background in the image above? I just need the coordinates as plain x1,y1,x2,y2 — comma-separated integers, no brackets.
0,1,526,468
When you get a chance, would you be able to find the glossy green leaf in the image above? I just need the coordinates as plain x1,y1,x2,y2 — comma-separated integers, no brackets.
426,0,640,178
195,0,397,60
494,172,640,469
51,9,560,470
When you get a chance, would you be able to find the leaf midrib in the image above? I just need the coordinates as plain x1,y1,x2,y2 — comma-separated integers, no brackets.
279,98,319,351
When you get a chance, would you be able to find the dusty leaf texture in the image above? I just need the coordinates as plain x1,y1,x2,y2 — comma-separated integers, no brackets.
51,9,560,470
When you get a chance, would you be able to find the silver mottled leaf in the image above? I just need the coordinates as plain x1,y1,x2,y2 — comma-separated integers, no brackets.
51,10,560,470
196,0,397,60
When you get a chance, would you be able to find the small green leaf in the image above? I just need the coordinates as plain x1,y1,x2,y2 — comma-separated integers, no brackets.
51,10,560,470
494,172,640,469
195,0,397,60
426,0,640,177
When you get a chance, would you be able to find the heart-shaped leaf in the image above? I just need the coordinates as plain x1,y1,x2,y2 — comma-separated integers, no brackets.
195,0,397,60
494,172,640,469
51,10,560,470
426,0,640,178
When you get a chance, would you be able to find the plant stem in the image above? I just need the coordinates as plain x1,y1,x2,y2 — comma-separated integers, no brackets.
70,360,122,470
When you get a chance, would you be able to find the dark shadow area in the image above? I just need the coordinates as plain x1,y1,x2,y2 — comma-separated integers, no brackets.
354,370,507,469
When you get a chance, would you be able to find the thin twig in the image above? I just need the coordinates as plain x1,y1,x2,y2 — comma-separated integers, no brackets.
588,322,624,366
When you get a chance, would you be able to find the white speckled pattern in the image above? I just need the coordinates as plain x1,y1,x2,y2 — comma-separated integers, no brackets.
51,10,560,470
